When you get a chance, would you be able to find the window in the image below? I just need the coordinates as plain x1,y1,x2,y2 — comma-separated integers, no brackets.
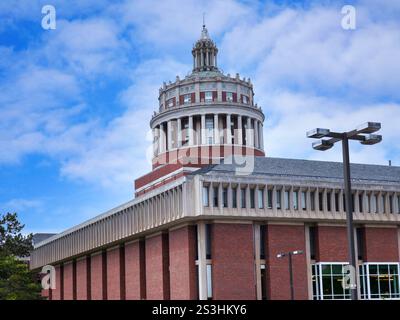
226,92,233,102
310,192,315,211
223,187,228,208
260,264,267,300
276,190,282,209
359,194,363,212
206,264,213,300
312,263,350,300
258,189,264,209
374,194,379,213
213,187,218,207
250,189,255,209
357,228,365,260
267,189,273,209
260,225,266,259
293,191,299,210
301,191,307,210
205,91,213,102
313,263,400,300
381,195,386,213
327,192,331,211
205,224,212,259
205,117,214,144
167,99,174,108
309,226,316,260
232,188,237,208
360,263,400,299
284,191,290,210
184,94,191,104
319,192,323,211
242,95,249,104
335,193,340,212
241,188,246,208
389,195,393,213
203,186,209,207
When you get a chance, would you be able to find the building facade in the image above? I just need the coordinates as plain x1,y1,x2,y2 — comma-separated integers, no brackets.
31,26,400,300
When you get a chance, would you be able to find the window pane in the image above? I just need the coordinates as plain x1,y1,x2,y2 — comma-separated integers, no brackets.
232,188,237,208
241,188,246,208
301,191,307,210
202,186,209,207
223,188,228,208
258,189,264,209
250,189,255,209
206,264,213,299
276,190,281,209
213,187,218,207
284,191,290,210
294,191,299,210
267,190,273,209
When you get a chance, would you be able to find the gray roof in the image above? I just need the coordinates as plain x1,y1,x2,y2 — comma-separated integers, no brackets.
192,157,400,184
32,233,57,245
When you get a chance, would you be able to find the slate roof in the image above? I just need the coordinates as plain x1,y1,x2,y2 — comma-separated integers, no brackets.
192,157,400,184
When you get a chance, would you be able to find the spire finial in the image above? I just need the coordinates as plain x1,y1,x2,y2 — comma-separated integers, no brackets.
201,13,209,39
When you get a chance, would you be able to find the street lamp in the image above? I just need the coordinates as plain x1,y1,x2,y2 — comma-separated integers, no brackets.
277,250,303,300
306,122,382,300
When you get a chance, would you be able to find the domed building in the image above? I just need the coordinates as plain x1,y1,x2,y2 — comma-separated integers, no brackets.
31,26,400,301
136,24,264,197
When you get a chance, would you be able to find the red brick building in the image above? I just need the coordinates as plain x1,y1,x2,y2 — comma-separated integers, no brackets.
31,25,400,300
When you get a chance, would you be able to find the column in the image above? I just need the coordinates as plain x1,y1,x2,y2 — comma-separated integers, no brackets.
177,118,182,147
238,115,243,145
226,114,232,144
201,114,206,145
254,120,259,148
214,114,219,144
188,116,193,146
160,123,165,153
259,122,264,150
246,117,252,146
197,223,207,300
167,120,172,150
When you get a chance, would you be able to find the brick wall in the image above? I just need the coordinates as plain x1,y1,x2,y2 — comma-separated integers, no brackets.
63,262,73,300
125,240,146,300
169,226,197,299
317,225,348,262
266,224,308,300
54,265,63,300
90,252,104,300
76,257,88,300
364,227,399,262
145,233,170,299
211,223,256,300
107,247,123,300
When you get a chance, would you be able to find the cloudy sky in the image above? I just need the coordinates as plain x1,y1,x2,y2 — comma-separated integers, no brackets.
0,0,399,233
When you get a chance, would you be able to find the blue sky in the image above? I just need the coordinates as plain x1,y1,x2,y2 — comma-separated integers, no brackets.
0,0,399,234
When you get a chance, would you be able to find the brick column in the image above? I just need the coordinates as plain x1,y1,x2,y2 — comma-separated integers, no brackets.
90,252,105,300
53,265,62,300
125,240,146,300
211,223,256,300
76,257,88,300
107,246,125,300
169,226,197,300
266,224,308,300
63,261,73,300
316,225,348,262
145,233,170,300
364,227,399,261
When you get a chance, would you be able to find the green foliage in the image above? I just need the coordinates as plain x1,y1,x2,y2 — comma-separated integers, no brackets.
0,255,42,300
0,212,33,258
0,212,42,300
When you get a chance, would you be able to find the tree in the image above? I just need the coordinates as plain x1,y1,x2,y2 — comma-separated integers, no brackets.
0,212,33,258
0,255,42,300
0,212,42,300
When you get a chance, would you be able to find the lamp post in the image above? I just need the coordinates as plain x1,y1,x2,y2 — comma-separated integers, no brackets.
277,250,303,300
306,122,382,300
